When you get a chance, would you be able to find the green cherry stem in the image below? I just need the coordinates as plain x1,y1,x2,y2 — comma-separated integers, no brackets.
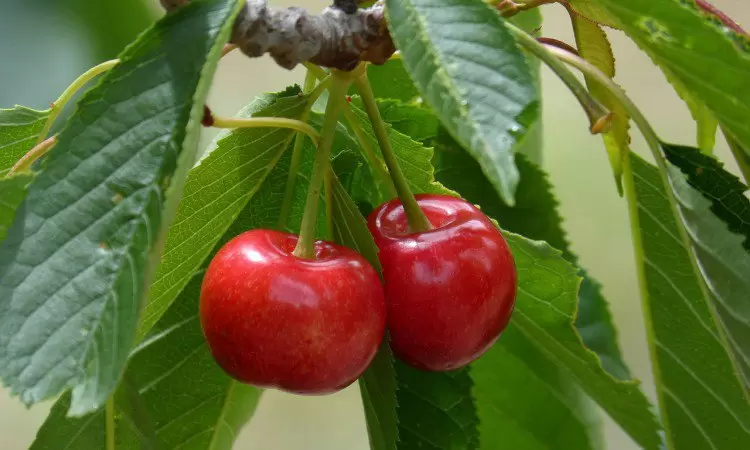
506,23,612,134
278,70,321,229
37,59,120,145
105,396,116,450
212,116,320,146
342,106,397,199
6,135,58,176
293,73,351,259
354,73,432,232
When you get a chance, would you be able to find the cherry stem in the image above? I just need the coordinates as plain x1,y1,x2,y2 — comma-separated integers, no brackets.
6,136,58,177
507,23,612,134
105,396,115,450
342,106,397,199
278,70,320,230
293,74,351,259
354,73,432,233
37,59,119,146
211,116,320,146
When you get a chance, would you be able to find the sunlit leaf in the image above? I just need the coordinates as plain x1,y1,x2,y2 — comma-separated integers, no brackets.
385,0,537,205
0,105,49,175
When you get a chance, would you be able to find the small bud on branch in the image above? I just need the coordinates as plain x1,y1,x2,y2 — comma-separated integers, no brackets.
161,0,395,70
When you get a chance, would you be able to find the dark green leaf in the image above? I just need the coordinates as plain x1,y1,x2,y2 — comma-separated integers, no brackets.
33,273,261,450
663,144,749,249
138,90,308,340
0,0,243,415
0,173,34,243
628,152,750,449
366,60,421,103
129,273,261,449
0,105,49,175
385,0,537,205
594,0,750,155
658,142,750,391
32,383,158,449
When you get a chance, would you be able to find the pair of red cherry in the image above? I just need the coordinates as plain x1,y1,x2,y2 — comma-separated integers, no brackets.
199,194,517,394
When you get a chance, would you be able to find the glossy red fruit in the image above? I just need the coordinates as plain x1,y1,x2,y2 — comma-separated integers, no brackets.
368,194,517,371
199,229,386,394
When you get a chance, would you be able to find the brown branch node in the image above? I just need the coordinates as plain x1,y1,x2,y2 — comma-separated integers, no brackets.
162,0,395,71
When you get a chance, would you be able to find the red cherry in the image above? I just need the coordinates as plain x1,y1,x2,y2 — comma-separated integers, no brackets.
200,229,386,394
368,194,517,371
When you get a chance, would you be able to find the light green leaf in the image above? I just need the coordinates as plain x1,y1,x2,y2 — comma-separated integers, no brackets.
385,0,537,205
594,0,750,156
137,90,308,340
0,173,33,243
627,151,750,449
567,1,620,28
658,143,750,391
129,273,261,449
571,14,629,195
0,105,49,175
0,0,244,415
661,69,718,155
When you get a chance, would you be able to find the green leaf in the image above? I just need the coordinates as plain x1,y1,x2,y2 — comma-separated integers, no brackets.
663,144,749,249
660,69,718,155
627,152,750,449
567,1,620,28
571,14,629,195
0,105,49,175
33,273,260,450
594,0,750,156
0,173,33,243
32,382,159,449
504,233,660,449
657,142,750,391
366,60,421,103
137,90,308,340
0,0,243,415
385,0,537,205
129,273,261,449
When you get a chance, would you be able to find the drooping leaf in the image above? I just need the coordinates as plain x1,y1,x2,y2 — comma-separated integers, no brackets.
0,173,34,243
660,68,718,155
0,0,244,415
656,142,750,391
385,0,537,205
627,152,750,449
571,13,629,195
0,105,49,175
594,0,750,156
137,90,308,340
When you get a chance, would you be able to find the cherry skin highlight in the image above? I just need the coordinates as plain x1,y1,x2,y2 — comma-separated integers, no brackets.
199,229,386,394
368,194,517,371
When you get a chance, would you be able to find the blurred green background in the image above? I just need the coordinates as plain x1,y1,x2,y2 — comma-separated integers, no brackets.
0,0,747,448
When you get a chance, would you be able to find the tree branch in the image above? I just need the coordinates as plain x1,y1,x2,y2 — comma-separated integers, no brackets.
161,0,395,71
